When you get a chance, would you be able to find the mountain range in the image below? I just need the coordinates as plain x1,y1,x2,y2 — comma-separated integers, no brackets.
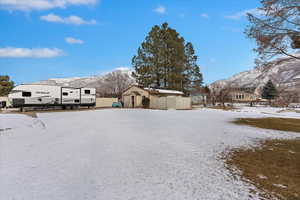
35,55,300,96
211,54,300,95
35,69,134,89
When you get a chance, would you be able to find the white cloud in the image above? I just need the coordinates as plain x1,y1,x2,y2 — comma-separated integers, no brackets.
225,8,263,20
200,13,209,19
154,5,166,14
40,13,96,25
0,0,98,11
65,37,84,44
115,67,130,71
0,47,64,58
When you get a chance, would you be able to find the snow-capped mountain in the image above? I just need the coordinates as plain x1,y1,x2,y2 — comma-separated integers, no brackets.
34,68,135,88
212,54,300,95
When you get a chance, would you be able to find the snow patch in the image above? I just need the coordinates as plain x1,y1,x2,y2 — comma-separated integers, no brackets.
0,114,45,131
273,184,287,189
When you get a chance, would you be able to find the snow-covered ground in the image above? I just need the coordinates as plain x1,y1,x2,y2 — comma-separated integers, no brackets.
233,106,300,118
0,109,299,200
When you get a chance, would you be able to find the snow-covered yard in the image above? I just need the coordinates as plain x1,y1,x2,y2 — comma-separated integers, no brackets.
0,108,299,200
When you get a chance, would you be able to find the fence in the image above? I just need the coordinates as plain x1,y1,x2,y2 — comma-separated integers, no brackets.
150,96,191,110
176,97,192,110
96,98,118,108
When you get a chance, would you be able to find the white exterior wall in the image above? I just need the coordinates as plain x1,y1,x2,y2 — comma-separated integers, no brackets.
9,85,61,105
8,85,96,106
61,88,80,105
9,85,61,98
81,88,96,105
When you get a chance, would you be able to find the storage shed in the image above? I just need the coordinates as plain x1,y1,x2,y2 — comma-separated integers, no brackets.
122,85,191,110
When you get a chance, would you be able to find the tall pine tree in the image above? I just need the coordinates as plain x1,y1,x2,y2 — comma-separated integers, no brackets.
262,80,277,100
184,42,203,94
132,23,202,93
0,75,14,96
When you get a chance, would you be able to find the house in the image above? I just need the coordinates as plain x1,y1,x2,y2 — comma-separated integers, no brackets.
229,88,258,102
122,85,191,110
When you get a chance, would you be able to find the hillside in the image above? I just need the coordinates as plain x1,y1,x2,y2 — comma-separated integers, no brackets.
35,69,135,88
212,54,300,95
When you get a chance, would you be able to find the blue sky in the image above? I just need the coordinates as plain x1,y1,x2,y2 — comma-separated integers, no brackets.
0,0,261,85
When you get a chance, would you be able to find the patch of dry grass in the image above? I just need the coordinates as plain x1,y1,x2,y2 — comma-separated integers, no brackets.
233,118,300,133
226,139,300,200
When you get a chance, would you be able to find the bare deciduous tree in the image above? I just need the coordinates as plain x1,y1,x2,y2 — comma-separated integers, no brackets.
209,81,238,108
96,70,135,98
275,81,300,107
246,0,300,62
207,85,219,106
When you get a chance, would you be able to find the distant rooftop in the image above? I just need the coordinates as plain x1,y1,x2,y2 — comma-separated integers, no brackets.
144,88,184,95
294,74,300,79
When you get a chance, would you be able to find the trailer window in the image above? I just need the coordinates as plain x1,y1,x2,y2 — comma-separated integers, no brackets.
62,92,68,96
84,90,90,94
22,92,31,97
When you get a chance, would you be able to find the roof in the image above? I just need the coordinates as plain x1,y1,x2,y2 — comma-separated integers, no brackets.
294,74,300,79
122,85,184,96
144,88,184,95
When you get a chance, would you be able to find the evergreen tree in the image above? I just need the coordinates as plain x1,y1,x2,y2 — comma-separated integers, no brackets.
0,75,14,96
262,80,277,100
132,22,203,93
184,42,203,94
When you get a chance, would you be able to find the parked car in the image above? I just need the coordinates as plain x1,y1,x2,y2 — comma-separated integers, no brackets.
112,102,122,108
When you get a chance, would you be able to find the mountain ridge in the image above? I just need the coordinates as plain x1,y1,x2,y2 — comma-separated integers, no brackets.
211,54,300,95
34,69,134,88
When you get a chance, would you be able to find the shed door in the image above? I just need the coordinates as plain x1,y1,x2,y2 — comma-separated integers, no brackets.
131,96,135,108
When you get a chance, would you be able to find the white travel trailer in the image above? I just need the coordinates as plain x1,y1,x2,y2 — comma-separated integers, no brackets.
8,84,96,109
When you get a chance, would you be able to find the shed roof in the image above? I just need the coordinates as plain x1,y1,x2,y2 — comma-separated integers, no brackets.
294,74,300,79
144,88,184,95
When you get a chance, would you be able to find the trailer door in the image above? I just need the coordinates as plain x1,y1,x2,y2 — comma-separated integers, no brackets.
61,88,80,105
